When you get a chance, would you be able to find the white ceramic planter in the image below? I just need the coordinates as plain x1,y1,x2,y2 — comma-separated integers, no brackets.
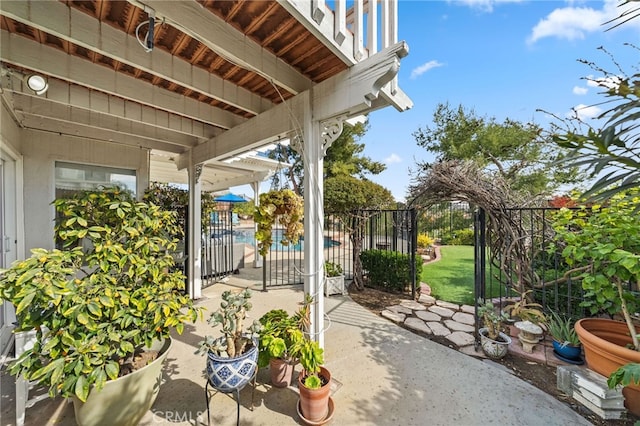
479,328,511,359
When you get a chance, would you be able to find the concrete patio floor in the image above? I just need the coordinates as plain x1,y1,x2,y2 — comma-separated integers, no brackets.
2,273,591,426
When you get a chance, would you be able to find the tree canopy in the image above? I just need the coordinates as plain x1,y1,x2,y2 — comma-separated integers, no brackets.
412,103,581,199
270,121,386,197
324,175,395,214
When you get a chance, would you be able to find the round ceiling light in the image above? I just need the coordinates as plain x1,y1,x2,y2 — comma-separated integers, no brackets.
25,74,49,95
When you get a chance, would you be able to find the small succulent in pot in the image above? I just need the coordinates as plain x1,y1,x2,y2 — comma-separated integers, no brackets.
197,288,262,358
478,299,509,340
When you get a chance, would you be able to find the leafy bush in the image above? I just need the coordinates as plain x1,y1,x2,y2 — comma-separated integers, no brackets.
417,233,435,249
360,249,422,292
440,229,474,245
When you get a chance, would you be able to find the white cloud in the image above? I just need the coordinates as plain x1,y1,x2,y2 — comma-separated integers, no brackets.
527,0,638,44
527,6,607,44
568,104,602,120
451,0,524,13
385,153,402,164
572,86,588,95
410,60,444,79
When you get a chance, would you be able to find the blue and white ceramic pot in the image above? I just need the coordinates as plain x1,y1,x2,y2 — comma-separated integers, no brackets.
206,338,258,392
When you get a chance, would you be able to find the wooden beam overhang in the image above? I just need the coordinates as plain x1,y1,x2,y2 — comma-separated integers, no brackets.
177,41,412,169
130,0,313,96
0,30,244,130
0,0,272,117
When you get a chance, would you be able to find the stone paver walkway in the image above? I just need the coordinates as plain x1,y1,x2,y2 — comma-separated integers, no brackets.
381,285,568,367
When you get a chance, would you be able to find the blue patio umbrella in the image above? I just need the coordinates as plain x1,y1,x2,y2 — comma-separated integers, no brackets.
214,193,247,203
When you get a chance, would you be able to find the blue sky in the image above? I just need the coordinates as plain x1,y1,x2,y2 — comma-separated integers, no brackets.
359,0,639,201
233,0,638,202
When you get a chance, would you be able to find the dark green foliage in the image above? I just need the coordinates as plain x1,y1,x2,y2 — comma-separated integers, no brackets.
360,249,422,292
440,229,474,245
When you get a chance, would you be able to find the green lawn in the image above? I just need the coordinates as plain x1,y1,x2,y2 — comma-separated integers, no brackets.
421,245,477,305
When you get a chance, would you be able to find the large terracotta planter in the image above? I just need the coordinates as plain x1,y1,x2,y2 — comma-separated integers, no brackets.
298,366,332,423
575,318,640,415
72,338,171,426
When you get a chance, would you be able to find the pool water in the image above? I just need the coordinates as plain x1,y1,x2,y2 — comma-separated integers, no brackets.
233,229,340,251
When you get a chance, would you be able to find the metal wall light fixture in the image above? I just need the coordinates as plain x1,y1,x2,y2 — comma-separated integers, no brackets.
25,73,48,95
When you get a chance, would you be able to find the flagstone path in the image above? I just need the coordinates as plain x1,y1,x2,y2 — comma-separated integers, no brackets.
380,286,567,366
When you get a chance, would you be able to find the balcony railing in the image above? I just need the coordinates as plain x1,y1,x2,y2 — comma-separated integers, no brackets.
281,0,399,64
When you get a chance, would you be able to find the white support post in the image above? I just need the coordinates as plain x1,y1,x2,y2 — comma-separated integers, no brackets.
187,163,202,299
251,180,263,268
302,91,325,348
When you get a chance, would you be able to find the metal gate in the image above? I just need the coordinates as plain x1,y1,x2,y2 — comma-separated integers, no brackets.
201,211,241,286
262,209,418,296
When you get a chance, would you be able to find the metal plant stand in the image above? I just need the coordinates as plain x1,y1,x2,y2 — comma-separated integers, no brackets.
204,369,257,426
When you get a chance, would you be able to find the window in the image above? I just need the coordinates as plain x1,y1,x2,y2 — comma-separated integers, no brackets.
55,162,136,198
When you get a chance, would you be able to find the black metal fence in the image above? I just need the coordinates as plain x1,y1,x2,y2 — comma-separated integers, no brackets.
475,207,586,318
201,210,240,286
256,209,417,292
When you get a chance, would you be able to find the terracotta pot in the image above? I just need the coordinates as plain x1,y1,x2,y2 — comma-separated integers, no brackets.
270,358,294,388
575,318,640,416
298,366,331,423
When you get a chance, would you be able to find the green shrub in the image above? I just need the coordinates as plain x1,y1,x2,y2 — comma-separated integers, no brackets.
441,229,474,245
360,249,422,292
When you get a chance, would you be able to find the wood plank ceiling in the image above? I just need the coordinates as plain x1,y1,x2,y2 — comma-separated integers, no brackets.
0,0,350,190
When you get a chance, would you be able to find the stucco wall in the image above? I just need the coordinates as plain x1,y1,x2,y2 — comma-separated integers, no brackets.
21,130,150,250
1,102,22,154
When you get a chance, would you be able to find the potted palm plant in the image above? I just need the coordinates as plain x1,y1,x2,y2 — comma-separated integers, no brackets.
196,288,262,392
477,299,512,359
324,261,346,296
0,187,201,426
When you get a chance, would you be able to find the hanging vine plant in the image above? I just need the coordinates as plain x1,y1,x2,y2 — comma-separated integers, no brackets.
254,189,304,256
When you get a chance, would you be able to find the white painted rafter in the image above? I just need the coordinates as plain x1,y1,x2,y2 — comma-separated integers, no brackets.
178,41,412,168
5,77,215,145
0,31,243,130
10,95,198,152
0,0,270,117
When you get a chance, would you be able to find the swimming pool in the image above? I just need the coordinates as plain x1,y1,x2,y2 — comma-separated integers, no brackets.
233,229,340,251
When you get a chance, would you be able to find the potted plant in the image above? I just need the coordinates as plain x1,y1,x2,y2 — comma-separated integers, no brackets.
324,261,346,296
297,338,334,424
257,308,305,387
0,187,201,426
503,290,547,324
196,288,262,392
254,189,303,256
477,299,512,359
548,311,582,363
551,190,640,414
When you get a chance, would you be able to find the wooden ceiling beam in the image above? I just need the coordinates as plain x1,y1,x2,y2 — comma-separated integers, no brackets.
0,0,270,116
131,0,312,95
0,30,244,129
